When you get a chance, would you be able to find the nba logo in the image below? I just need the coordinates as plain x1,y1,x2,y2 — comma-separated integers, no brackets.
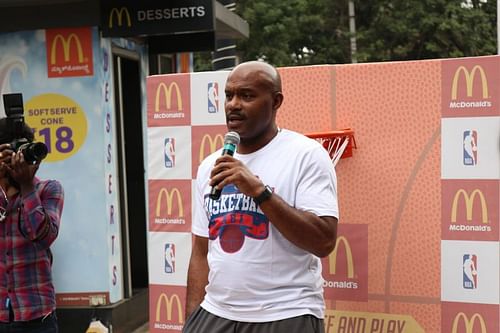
463,254,477,289
207,82,219,113
164,138,175,168
164,243,175,274
463,130,477,166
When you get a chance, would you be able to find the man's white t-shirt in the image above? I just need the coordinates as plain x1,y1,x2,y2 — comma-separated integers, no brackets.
192,129,338,322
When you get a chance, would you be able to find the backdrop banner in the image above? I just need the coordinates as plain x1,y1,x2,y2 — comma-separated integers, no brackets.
146,56,500,332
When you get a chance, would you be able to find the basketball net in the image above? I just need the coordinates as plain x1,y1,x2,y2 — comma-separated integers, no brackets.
305,129,355,168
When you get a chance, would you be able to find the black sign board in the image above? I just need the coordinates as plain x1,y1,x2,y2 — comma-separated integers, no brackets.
101,0,215,38
148,32,215,54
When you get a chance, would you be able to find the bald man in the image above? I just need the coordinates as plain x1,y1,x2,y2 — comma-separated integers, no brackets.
184,61,339,333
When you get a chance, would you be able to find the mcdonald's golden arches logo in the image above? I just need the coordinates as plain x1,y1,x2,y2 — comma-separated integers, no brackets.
109,7,132,28
199,134,224,162
45,27,93,78
155,293,184,324
328,236,355,278
50,34,84,65
156,188,183,218
451,65,489,100
451,312,487,333
451,189,488,224
155,82,183,112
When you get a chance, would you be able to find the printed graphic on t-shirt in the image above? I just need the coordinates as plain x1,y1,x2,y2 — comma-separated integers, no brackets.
205,184,269,253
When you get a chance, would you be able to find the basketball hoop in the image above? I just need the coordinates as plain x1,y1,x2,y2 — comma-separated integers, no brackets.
305,128,356,167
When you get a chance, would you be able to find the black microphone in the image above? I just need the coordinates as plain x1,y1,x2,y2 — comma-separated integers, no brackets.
209,131,240,200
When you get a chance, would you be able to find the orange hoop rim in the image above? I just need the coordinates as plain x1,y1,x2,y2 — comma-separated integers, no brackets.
304,128,355,141
305,128,356,149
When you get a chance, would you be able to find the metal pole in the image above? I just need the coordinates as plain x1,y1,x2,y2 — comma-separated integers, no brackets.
348,0,358,63
213,0,238,70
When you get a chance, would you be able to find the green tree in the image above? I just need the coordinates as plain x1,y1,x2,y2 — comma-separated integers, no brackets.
235,0,352,66
356,0,497,62
229,0,497,66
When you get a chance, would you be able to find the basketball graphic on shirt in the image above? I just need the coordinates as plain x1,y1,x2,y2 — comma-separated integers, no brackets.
207,185,270,253
219,225,245,253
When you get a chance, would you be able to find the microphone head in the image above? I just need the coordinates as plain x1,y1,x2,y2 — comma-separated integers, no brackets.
224,131,240,145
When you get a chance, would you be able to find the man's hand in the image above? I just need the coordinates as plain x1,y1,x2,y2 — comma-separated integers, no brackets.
209,155,264,198
3,150,39,193
0,143,13,164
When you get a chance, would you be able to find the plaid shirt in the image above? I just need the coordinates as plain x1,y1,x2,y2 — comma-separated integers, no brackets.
0,177,64,322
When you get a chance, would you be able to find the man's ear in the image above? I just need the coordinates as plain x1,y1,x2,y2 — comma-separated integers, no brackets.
272,92,284,111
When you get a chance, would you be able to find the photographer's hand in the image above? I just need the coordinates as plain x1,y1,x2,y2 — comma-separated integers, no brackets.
5,151,38,194
0,144,14,175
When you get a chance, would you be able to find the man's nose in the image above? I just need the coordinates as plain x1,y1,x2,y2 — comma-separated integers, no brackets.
226,96,241,110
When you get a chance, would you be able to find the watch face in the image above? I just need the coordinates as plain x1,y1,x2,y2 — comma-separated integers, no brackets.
265,185,273,195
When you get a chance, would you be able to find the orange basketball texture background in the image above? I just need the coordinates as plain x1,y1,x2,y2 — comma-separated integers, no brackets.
277,60,442,332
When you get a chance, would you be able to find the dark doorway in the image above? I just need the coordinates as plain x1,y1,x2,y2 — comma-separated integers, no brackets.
113,51,148,296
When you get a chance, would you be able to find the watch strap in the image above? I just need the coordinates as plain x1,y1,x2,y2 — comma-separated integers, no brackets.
254,185,273,205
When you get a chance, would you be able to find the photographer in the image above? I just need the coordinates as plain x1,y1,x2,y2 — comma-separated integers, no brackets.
0,117,64,333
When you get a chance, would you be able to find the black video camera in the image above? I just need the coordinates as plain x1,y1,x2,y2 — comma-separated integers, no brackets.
2,93,48,164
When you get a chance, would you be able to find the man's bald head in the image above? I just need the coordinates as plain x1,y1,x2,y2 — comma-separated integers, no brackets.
229,61,282,93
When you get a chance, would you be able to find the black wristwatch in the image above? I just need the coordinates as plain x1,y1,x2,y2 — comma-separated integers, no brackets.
254,185,273,205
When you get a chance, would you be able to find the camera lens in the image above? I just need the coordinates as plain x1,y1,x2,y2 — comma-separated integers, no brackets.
19,142,48,164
